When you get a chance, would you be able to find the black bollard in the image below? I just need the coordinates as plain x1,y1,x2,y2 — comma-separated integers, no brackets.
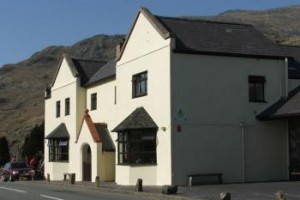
135,179,143,192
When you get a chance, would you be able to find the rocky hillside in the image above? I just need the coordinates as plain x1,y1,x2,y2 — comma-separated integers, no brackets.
208,4,300,45
2,4,300,156
0,34,124,156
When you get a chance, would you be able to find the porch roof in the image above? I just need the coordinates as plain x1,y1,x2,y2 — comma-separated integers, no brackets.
257,86,300,120
112,107,158,132
95,124,115,151
45,123,70,139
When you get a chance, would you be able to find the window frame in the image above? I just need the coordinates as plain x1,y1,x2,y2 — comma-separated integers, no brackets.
117,129,157,165
48,138,69,162
91,93,97,110
132,71,148,98
65,98,70,116
248,75,266,102
56,101,61,118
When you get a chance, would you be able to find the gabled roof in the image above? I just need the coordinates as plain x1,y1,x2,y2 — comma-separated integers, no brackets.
85,59,116,86
51,53,108,87
71,58,107,86
45,123,70,139
95,124,115,151
112,107,158,132
77,109,115,151
257,86,300,120
117,7,286,61
157,16,285,58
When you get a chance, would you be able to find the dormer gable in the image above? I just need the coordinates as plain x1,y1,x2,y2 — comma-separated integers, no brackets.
116,7,172,63
51,54,79,90
51,53,107,90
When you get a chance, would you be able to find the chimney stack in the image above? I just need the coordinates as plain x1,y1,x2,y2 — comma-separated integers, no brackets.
116,39,125,60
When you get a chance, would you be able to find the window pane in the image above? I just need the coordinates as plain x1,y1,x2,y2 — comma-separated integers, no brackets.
56,101,60,118
256,84,264,101
48,138,69,162
132,71,147,98
117,130,156,165
65,98,70,116
91,93,97,110
248,76,265,102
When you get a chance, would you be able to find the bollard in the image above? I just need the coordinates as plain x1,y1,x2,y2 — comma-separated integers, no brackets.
135,179,143,192
275,191,286,200
70,173,75,184
95,176,100,187
47,173,50,182
220,192,231,200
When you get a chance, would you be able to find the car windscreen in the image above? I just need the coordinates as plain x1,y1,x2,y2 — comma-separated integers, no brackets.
11,163,28,169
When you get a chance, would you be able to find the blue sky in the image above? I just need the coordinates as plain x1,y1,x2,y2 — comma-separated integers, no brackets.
0,0,299,66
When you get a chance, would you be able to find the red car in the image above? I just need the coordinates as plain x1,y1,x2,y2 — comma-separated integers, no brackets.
1,162,32,181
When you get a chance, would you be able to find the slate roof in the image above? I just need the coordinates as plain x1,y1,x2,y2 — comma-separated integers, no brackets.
71,58,107,86
112,107,158,132
257,85,300,120
281,45,300,79
85,59,116,86
77,110,115,151
95,124,115,151
156,16,285,58
45,123,70,139
117,8,287,61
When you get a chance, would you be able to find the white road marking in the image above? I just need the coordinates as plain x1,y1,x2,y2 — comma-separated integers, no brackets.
40,194,65,200
0,186,27,193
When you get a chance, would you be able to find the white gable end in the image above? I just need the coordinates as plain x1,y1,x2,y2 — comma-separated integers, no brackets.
52,57,77,90
119,12,171,65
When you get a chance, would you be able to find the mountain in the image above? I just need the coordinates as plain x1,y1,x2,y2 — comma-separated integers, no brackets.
0,34,124,156
2,4,300,157
208,4,300,45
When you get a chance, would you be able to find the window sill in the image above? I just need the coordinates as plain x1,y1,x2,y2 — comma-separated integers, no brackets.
117,163,157,167
249,100,267,103
132,93,147,99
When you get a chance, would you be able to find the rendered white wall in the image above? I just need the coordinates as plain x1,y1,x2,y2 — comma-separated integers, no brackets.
170,53,288,184
116,11,172,185
45,57,85,181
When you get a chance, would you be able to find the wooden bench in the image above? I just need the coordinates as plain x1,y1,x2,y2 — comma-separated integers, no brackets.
290,171,300,181
291,171,300,176
188,173,223,186
63,173,75,184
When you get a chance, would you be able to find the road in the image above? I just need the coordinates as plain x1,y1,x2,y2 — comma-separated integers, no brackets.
0,181,153,200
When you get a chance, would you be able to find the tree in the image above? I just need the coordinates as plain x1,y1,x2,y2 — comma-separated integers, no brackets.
22,122,44,159
0,136,10,166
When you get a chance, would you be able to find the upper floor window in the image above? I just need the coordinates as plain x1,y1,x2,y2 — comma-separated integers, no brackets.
248,75,266,102
56,101,61,118
132,71,147,98
65,98,70,116
91,93,97,110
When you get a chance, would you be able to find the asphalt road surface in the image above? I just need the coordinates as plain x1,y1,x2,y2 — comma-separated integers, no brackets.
0,181,153,200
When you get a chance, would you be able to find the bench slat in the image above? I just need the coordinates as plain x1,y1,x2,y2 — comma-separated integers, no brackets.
188,173,223,186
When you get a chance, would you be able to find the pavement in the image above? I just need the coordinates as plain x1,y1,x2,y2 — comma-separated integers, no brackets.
40,180,300,200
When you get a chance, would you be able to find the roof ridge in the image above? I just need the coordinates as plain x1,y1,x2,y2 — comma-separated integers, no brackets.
281,44,300,49
156,15,253,26
70,57,106,63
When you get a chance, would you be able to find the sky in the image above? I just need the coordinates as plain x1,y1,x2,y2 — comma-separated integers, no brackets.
0,0,300,67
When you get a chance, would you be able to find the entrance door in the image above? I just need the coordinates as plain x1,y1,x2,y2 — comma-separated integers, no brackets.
82,144,92,181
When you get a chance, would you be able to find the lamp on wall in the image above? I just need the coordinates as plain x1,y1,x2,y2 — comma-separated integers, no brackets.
160,127,167,131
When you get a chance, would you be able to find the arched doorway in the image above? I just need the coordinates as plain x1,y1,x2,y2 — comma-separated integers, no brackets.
82,144,92,181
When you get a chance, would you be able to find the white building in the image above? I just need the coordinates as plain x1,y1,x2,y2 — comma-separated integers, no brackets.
44,7,300,186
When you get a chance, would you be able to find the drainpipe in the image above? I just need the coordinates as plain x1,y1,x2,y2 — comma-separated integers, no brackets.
285,58,288,97
240,122,245,183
